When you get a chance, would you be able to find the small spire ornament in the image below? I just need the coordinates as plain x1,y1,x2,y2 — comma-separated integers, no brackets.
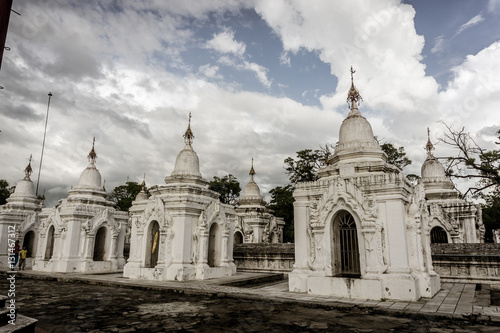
23,155,33,180
425,128,435,157
183,112,195,145
88,137,97,164
347,66,363,110
249,158,256,181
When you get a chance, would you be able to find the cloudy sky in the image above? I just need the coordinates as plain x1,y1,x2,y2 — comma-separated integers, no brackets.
1,0,499,207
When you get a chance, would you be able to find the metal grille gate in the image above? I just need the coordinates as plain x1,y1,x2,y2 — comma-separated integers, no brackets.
430,226,448,243
337,213,360,276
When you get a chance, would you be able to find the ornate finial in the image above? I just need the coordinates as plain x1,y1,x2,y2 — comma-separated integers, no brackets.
249,158,256,181
183,112,194,145
23,155,33,180
425,127,435,157
347,66,363,110
141,173,146,188
88,137,97,164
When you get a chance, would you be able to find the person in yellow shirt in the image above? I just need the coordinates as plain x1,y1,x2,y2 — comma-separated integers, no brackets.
18,246,28,270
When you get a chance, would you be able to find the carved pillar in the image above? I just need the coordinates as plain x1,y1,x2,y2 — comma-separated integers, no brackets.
221,230,229,265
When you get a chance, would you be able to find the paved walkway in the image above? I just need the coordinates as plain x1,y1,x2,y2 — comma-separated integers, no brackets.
4,270,500,322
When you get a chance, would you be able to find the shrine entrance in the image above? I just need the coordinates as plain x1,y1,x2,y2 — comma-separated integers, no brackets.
93,227,107,261
146,221,160,268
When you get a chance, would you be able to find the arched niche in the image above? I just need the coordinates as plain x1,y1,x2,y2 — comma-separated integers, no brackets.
430,226,448,243
93,226,107,261
45,226,55,260
23,230,36,258
145,221,160,268
332,210,360,277
208,222,221,267
233,231,243,244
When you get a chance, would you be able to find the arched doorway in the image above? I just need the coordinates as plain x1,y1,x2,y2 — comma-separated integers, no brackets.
233,231,243,244
93,227,107,261
146,221,160,268
430,226,448,243
208,223,220,267
45,226,55,260
23,231,36,258
333,211,360,277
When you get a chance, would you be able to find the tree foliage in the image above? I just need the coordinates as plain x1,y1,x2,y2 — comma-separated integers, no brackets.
381,143,412,170
0,180,15,205
481,189,500,243
284,148,331,184
266,184,295,243
439,124,500,197
110,181,144,212
208,174,241,205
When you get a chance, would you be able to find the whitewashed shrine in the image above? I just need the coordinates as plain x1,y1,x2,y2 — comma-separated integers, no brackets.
32,140,128,272
421,132,485,244
123,115,237,281
235,160,284,244
289,69,440,301
0,157,44,270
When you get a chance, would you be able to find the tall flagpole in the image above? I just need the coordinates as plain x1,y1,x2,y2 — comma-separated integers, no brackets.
36,92,52,197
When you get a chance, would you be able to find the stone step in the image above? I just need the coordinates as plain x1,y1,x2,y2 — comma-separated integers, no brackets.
220,273,285,287
0,295,7,308
0,308,9,326
0,314,37,333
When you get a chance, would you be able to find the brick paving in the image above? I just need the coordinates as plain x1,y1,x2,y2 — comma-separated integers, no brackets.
1,270,500,332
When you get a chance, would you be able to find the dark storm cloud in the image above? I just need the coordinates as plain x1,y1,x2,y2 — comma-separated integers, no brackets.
3,104,44,122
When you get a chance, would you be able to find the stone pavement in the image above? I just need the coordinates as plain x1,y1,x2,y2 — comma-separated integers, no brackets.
4,269,500,323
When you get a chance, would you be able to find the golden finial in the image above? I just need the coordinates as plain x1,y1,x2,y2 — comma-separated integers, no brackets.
425,127,435,157
88,137,97,164
141,173,146,188
23,155,33,180
249,158,256,180
347,66,363,110
183,112,195,145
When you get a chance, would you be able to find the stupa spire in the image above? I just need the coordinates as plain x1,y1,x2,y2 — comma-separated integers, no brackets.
141,173,146,189
425,127,435,158
23,155,33,180
88,137,97,164
183,112,195,145
347,66,363,114
249,158,256,182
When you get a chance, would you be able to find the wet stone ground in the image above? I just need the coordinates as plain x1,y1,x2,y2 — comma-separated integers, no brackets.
2,278,500,332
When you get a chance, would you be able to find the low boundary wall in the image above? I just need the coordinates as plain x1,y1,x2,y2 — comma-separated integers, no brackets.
233,243,500,284
233,243,294,273
431,244,500,284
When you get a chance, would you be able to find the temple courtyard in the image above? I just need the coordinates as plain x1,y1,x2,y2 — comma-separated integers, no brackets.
1,270,500,332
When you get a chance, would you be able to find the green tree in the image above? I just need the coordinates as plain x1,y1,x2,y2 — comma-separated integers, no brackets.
440,124,500,197
208,174,241,205
111,181,144,212
481,189,500,243
380,143,412,170
266,184,295,243
0,180,15,205
284,149,330,184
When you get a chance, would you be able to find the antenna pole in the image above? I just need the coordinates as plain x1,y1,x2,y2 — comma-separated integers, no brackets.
36,92,52,197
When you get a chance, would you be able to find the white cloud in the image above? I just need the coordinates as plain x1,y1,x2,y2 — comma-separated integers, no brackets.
198,64,222,79
431,35,445,54
454,14,484,37
241,61,272,88
205,28,246,56
280,52,291,66
439,41,500,135
2,0,498,206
